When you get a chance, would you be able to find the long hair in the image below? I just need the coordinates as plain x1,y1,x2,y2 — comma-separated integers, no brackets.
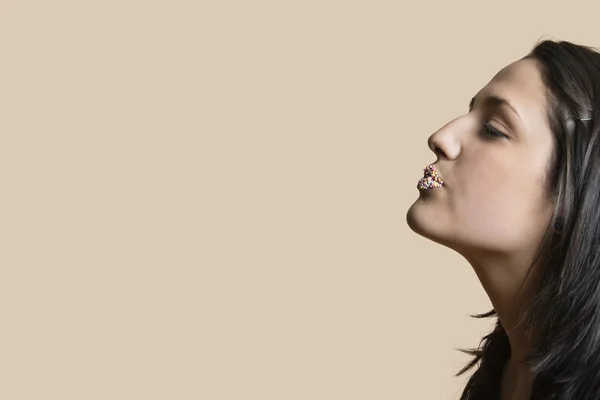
456,39,600,399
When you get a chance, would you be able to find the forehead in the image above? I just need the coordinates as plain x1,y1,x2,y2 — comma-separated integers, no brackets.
477,58,548,132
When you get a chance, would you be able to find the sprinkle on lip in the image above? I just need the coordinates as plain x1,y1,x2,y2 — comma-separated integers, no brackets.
417,163,444,191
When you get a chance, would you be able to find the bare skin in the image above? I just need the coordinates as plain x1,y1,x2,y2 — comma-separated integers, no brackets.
406,58,556,400
500,356,533,400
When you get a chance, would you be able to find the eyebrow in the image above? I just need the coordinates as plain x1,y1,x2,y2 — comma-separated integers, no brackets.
469,94,523,123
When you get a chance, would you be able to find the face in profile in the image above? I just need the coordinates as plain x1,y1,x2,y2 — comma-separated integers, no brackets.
406,58,556,262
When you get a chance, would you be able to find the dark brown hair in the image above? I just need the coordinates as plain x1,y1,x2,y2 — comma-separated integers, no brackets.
457,38,600,400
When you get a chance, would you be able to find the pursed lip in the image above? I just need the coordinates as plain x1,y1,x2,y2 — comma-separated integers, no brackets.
417,163,446,191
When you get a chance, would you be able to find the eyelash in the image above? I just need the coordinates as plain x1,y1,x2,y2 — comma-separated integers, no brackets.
481,122,508,139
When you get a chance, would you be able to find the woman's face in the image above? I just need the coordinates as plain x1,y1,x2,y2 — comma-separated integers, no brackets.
406,58,556,259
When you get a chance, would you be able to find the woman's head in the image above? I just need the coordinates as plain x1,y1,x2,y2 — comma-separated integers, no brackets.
407,38,600,398
406,56,557,265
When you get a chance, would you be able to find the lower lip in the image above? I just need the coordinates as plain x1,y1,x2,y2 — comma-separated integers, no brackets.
417,177,444,192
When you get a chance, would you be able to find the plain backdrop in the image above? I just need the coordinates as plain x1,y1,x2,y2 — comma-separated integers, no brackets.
1,1,599,399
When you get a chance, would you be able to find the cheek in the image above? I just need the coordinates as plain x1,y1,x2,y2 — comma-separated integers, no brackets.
453,163,543,247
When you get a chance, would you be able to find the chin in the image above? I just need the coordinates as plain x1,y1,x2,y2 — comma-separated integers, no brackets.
405,202,421,234
405,202,453,248
406,202,435,239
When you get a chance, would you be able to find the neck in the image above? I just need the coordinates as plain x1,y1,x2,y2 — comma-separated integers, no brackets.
463,249,543,398
500,356,533,400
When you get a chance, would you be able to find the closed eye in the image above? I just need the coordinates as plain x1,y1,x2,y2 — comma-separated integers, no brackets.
481,122,508,139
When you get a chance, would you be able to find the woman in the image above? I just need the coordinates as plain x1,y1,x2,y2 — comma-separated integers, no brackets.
406,39,600,399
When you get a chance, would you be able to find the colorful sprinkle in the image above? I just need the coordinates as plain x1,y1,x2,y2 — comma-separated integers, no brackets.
417,163,444,191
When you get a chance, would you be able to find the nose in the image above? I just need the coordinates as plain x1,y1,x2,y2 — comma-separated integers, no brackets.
427,134,446,160
427,120,461,161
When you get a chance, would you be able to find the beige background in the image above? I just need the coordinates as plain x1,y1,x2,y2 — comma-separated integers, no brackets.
1,1,599,399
